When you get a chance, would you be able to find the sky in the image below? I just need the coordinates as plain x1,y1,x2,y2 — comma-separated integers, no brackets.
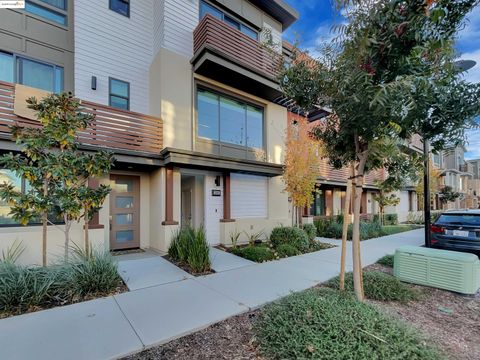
284,1,480,160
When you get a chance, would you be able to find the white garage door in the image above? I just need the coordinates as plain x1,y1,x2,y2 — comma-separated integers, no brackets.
231,174,268,218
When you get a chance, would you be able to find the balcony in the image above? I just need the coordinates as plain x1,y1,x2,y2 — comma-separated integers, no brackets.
192,14,283,101
0,81,163,155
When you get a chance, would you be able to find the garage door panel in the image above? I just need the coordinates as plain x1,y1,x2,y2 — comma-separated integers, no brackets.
231,174,267,218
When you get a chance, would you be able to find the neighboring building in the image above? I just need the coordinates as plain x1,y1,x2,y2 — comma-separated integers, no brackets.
467,158,480,179
302,113,421,223
0,0,299,265
435,146,477,209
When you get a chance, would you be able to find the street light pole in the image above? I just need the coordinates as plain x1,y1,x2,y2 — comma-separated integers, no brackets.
423,138,431,247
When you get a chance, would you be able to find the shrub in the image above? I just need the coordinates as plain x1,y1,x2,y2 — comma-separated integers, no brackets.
69,247,121,296
325,221,344,238
254,288,442,360
229,229,241,249
314,218,332,237
0,264,55,312
270,226,309,252
0,249,122,314
168,226,211,273
301,224,317,242
384,213,398,225
276,244,299,258
377,254,394,268
326,271,420,302
232,245,274,263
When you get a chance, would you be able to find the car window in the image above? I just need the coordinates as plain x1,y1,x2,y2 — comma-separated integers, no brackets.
437,214,480,226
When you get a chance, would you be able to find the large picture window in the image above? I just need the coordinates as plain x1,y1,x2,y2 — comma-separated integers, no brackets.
0,51,64,93
197,88,264,150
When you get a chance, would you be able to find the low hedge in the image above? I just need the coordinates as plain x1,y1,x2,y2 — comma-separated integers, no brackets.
301,224,317,242
254,288,441,359
377,254,394,268
270,226,310,252
275,244,300,258
231,245,275,263
326,271,420,303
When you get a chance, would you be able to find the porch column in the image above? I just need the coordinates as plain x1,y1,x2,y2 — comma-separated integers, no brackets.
162,166,178,225
87,178,103,229
221,172,235,222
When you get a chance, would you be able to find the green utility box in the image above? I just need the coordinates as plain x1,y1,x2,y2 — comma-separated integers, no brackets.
394,246,480,294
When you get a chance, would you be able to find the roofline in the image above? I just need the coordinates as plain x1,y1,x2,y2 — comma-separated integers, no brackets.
248,0,299,30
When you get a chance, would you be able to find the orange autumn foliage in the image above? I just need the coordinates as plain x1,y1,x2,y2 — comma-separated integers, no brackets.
283,113,321,209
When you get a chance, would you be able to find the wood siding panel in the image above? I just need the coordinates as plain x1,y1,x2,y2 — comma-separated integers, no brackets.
0,81,162,154
74,0,153,114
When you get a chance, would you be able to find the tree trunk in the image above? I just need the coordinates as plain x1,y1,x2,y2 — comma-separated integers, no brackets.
41,180,48,267
352,152,368,301
64,217,71,262
84,212,90,256
42,213,48,267
339,164,353,291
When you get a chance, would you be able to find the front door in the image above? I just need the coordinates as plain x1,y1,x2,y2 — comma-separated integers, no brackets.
110,175,140,250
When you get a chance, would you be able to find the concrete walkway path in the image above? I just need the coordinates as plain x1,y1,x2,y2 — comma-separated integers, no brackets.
0,229,423,360
209,246,255,272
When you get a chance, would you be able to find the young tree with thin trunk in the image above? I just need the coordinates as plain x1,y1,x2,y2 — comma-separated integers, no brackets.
0,93,113,262
278,0,480,301
283,114,321,225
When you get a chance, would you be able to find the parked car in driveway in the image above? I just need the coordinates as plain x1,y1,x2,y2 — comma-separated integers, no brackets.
430,210,480,255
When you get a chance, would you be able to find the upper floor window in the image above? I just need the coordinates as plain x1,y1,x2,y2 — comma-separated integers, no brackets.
432,153,440,167
197,88,263,149
110,0,130,17
25,0,67,26
199,0,258,40
0,51,64,93
109,78,130,110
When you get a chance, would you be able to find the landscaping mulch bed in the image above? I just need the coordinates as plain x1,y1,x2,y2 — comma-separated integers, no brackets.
125,263,480,360
368,264,480,360
163,255,215,276
111,248,146,256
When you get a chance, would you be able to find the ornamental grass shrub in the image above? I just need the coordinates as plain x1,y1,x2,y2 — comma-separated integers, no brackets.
326,271,420,303
0,248,121,314
168,225,211,273
254,288,441,360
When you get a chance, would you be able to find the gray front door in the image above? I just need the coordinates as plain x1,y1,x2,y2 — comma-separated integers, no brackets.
110,175,140,250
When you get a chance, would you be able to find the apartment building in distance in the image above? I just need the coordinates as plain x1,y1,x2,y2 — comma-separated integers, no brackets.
0,0,300,264
433,146,479,210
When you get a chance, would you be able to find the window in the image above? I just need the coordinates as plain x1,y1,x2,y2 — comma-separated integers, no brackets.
0,52,14,83
199,0,258,40
197,88,264,149
0,170,23,225
25,1,67,25
0,169,63,226
39,0,66,9
109,78,130,110
0,51,64,93
110,0,130,17
432,153,440,167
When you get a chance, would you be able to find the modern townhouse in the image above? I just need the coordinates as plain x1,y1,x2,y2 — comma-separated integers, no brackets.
304,115,422,223
434,146,478,209
0,0,299,265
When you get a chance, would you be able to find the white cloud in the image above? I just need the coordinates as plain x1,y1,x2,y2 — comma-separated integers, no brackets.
458,48,480,83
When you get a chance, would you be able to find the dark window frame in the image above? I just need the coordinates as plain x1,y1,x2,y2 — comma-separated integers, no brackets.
196,86,265,151
0,50,64,93
0,169,64,228
109,77,130,110
25,0,68,26
109,0,130,18
199,0,259,40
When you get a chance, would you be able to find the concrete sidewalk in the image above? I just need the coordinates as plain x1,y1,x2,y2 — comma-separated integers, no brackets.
0,229,423,360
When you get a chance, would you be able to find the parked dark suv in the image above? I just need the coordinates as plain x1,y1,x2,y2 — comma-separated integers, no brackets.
430,210,480,255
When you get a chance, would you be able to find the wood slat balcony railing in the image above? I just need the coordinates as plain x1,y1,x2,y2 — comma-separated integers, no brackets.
193,14,280,80
0,81,163,154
